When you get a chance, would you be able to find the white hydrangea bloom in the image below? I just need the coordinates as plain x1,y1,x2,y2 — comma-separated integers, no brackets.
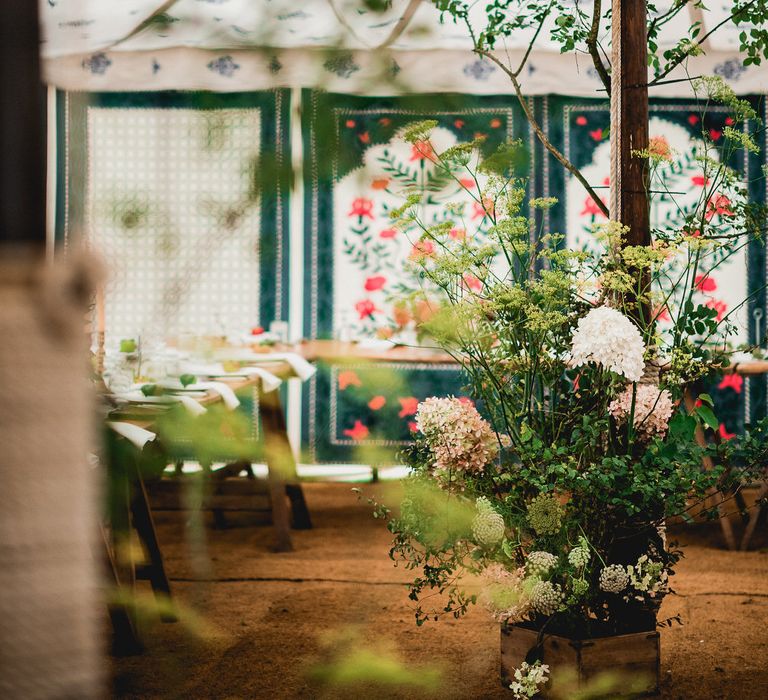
570,306,645,382
599,564,630,593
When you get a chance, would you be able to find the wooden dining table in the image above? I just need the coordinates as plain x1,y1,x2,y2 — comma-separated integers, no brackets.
290,339,766,551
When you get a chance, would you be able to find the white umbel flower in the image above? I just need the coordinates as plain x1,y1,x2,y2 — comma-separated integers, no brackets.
472,497,505,546
525,551,558,578
570,306,645,382
599,564,630,593
530,580,564,616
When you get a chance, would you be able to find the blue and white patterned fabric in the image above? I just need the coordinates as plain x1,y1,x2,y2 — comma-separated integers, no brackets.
41,1,767,95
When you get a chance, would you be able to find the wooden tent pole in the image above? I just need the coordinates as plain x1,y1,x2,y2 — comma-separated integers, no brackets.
611,0,651,324
0,0,45,251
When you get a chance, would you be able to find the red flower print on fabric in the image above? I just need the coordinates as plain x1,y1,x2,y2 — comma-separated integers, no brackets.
691,175,709,187
338,370,362,391
410,239,435,260
687,114,700,125
449,227,466,240
705,299,727,321
343,420,369,441
379,228,397,239
349,197,375,219
718,423,736,441
358,132,371,144
490,118,502,128
589,128,604,141
368,395,386,411
695,274,717,292
709,128,722,141
371,178,389,190
575,115,588,126
410,141,437,162
705,194,734,221
472,198,494,220
718,374,743,393
580,195,607,218
462,274,482,292
398,397,419,417
345,119,356,128
459,178,476,189
355,299,379,320
408,421,419,432
364,275,387,292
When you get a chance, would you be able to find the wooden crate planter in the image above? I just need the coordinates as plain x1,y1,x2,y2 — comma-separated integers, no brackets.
501,624,660,696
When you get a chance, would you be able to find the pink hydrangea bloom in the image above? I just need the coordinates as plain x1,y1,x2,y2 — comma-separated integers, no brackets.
609,384,675,440
415,396,498,483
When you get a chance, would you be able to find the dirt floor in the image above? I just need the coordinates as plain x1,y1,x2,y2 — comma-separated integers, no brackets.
111,482,768,699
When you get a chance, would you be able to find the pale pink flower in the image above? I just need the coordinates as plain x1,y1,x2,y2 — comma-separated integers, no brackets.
609,383,674,440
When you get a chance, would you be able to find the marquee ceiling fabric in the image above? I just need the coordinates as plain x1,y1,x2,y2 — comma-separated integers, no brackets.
42,1,765,95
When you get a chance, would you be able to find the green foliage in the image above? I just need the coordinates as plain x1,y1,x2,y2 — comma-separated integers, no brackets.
373,124,768,634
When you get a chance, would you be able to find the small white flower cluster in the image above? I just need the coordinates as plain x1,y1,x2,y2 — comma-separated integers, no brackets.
626,554,668,600
570,306,645,382
567,538,590,569
599,556,668,599
525,551,559,578
472,497,506,546
599,564,630,593
509,660,550,699
609,383,675,440
530,580,564,616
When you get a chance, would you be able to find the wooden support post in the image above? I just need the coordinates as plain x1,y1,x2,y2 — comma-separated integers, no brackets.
611,0,651,325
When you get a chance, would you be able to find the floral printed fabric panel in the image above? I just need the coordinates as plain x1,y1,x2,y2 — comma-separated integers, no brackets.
304,91,525,340
301,91,527,462
545,96,767,434
58,90,290,346
303,360,468,464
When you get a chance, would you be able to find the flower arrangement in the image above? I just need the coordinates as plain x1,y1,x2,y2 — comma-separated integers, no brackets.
376,106,767,644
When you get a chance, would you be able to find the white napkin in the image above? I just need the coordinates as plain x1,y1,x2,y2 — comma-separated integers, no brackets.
237,367,282,393
175,395,207,416
157,380,240,410
108,421,156,449
213,350,316,382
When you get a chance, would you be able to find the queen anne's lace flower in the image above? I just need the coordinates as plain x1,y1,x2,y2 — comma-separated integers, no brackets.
567,542,590,568
415,397,498,486
526,493,564,536
525,551,558,578
530,580,564,616
570,306,645,382
609,383,675,440
480,564,532,623
472,497,505,546
599,564,630,593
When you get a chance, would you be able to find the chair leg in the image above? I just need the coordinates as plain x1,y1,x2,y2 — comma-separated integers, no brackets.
130,471,176,621
740,482,768,551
